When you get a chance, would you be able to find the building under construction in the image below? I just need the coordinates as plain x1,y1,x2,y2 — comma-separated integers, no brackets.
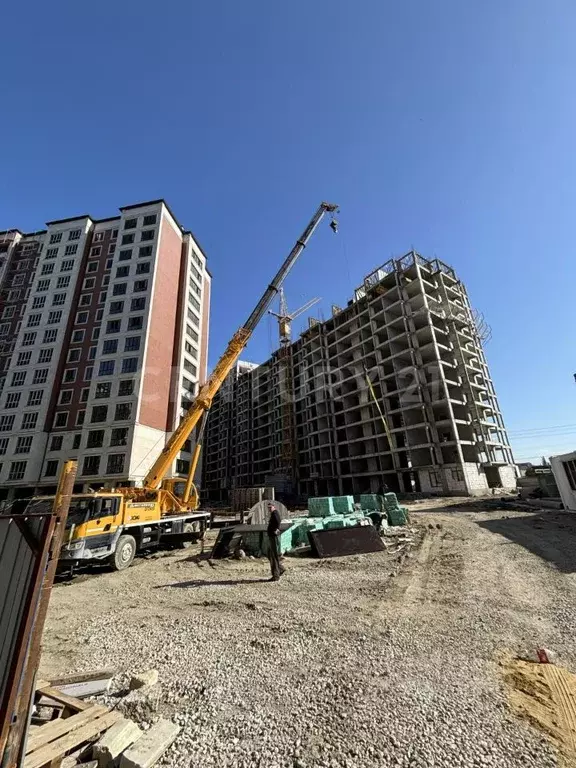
202,251,516,499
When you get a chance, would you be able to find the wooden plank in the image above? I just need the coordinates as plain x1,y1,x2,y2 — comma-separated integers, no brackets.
24,711,123,768
36,685,91,712
47,670,115,687
56,679,111,699
26,706,107,753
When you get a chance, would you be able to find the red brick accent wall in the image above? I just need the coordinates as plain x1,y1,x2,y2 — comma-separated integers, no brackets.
139,217,182,430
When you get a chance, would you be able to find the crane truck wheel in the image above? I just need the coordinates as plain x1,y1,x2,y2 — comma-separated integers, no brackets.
109,535,136,571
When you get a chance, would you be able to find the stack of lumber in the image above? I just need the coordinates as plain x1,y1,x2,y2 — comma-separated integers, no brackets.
25,671,179,768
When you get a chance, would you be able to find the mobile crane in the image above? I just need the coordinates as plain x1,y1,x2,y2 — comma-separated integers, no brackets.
25,203,339,570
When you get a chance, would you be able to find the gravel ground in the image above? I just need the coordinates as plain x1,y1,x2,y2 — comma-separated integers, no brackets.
41,504,576,767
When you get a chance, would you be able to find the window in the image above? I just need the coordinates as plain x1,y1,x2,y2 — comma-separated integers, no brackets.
22,332,37,346
64,245,78,256
108,244,116,254
39,349,53,364
76,410,85,425
111,228,119,239
0,415,15,431
134,280,148,292
451,468,464,482
189,296,201,312
80,388,89,402
91,405,107,423
15,436,33,454
61,259,74,271
106,320,121,334
94,232,104,242
5,392,21,409
99,291,107,304
113,283,127,296
139,245,153,258
116,265,129,278
37,279,50,292
428,471,442,488
2,306,14,320
110,427,128,446
106,453,125,474
0,324,10,337
127,316,143,331
49,233,62,244
11,371,26,386
131,297,145,311
0,438,8,455
185,342,196,357
46,247,58,259
121,358,138,374
88,346,97,360
76,311,88,324
102,339,118,355
99,360,115,377
50,435,63,451
143,214,157,226
84,366,94,381
141,230,155,242
125,218,138,230
176,459,190,475
118,379,134,396
27,313,41,327
48,310,62,324
71,329,85,343
59,390,72,405
68,229,81,241
105,260,113,271
73,434,81,449
136,262,150,275
54,412,68,428
32,296,46,309
189,281,201,297
52,293,66,306
79,294,91,307
188,310,199,325
41,263,55,275
7,291,20,302
124,336,140,352
57,276,71,289
63,369,76,383
95,382,111,398
563,460,576,491
8,461,27,480
84,276,97,289
21,412,38,430
12,274,24,286
87,430,104,448
17,351,32,366
45,460,59,477
68,349,81,363
82,455,100,476
86,262,98,274
121,233,135,245
119,249,132,261
184,360,197,376
90,246,102,257
110,301,124,314
115,402,132,420
43,329,58,343
27,390,43,406
33,369,48,384
92,328,100,341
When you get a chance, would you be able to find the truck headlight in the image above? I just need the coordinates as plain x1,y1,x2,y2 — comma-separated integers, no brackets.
65,541,84,552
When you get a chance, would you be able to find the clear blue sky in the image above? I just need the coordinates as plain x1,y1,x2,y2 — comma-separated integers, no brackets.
1,0,574,463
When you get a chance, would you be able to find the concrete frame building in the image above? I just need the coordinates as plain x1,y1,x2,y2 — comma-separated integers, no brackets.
0,200,210,503
202,251,515,499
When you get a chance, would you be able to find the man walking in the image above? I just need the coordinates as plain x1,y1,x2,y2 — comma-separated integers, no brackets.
267,503,285,581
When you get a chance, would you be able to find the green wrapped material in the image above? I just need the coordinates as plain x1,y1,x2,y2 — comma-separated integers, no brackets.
308,497,335,517
331,495,355,515
359,494,384,512
381,492,409,526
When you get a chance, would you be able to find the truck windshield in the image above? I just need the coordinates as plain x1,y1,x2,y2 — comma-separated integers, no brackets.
23,496,99,527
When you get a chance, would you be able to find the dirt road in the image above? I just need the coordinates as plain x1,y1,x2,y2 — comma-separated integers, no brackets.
41,506,576,767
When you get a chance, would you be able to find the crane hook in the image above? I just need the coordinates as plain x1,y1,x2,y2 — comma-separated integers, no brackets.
329,217,338,234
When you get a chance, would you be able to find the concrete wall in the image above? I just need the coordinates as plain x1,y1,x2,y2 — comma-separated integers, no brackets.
550,452,576,511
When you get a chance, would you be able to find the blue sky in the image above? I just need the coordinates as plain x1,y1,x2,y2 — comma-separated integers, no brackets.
1,0,574,463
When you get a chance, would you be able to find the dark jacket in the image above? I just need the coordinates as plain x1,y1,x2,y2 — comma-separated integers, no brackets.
267,508,281,535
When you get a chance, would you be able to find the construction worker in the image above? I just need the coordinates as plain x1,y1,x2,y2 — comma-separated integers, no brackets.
267,503,285,581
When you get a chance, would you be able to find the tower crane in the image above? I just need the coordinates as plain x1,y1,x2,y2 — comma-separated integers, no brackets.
268,288,321,347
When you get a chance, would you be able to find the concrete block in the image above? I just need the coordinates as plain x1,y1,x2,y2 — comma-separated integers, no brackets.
120,720,180,768
94,718,142,767
129,670,158,690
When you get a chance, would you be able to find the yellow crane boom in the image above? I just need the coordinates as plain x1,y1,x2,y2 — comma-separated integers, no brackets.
142,202,339,502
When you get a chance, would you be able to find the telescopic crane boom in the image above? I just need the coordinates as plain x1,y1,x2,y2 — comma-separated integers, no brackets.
142,202,339,503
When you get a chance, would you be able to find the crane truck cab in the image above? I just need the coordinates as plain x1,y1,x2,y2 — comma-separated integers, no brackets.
24,491,210,571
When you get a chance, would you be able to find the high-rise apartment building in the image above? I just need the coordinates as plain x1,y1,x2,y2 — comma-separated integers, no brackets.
202,251,515,499
0,200,210,503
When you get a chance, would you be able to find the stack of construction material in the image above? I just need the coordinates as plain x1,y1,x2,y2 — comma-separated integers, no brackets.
331,495,355,515
383,492,409,526
308,497,336,517
359,494,384,512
